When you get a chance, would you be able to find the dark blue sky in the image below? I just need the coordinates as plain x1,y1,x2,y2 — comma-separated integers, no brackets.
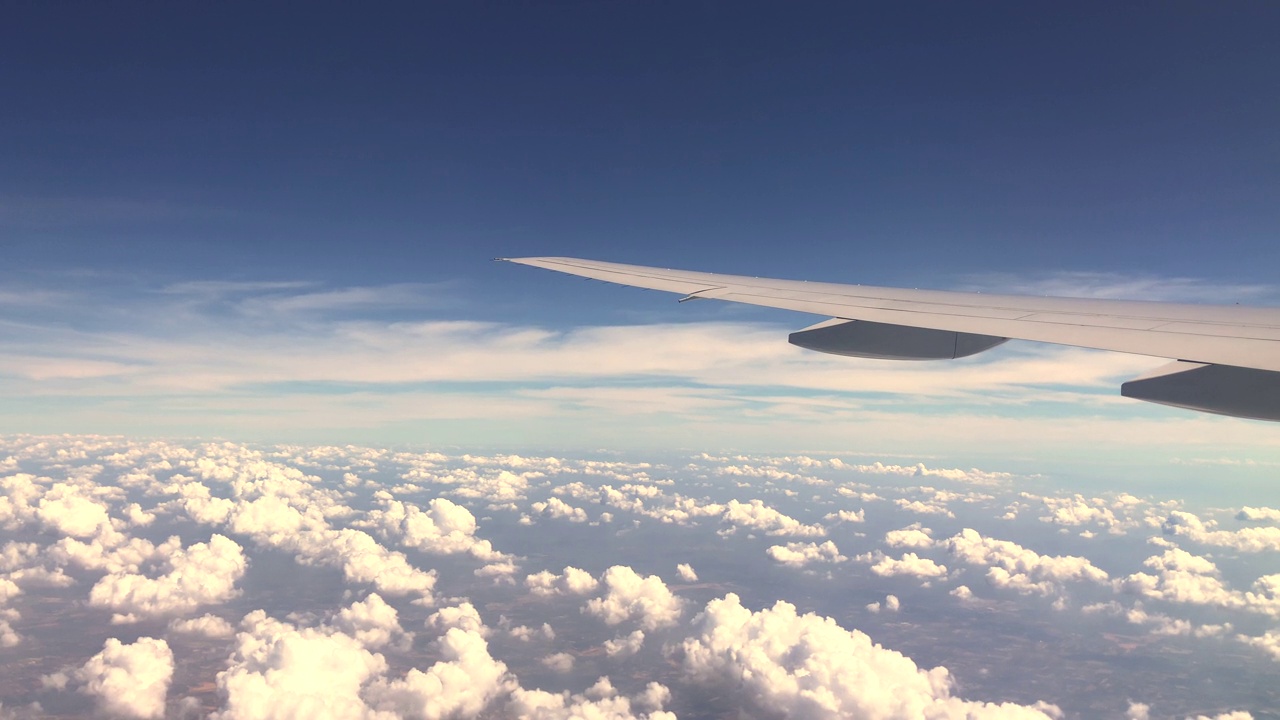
3,1,1278,304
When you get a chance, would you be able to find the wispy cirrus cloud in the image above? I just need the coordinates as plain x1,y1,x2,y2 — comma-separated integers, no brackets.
0,276,1275,462
956,271,1279,305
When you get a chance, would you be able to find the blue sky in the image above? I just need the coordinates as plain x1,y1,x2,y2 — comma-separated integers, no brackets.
2,3,1279,478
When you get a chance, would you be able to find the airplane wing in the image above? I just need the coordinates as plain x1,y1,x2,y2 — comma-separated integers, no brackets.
502,256,1280,422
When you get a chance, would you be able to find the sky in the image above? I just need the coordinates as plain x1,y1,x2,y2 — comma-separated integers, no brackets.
2,2,1279,475
2,5,1280,718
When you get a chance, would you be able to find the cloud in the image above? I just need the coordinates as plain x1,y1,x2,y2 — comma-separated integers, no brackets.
35,482,114,538
73,637,174,719
175,451,439,603
768,540,848,567
426,602,487,638
864,552,948,580
214,610,394,720
677,593,1061,719
365,496,509,561
944,529,1108,596
529,497,589,523
169,614,235,639
88,534,247,621
676,563,698,582
541,652,574,673
603,630,645,658
583,566,684,630
366,627,514,719
721,499,825,537
1236,507,1280,522
867,594,901,613
526,566,599,597
884,524,935,549
1114,548,1280,616
1162,510,1280,553
336,594,412,650
505,677,676,720
1238,630,1280,661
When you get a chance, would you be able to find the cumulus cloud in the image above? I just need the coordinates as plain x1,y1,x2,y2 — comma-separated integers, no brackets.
768,540,848,567
74,637,174,719
1236,507,1280,523
720,499,825,537
366,496,509,561
176,451,438,603
541,652,574,673
1034,494,1128,532
865,552,949,580
603,629,645,657
526,566,600,597
425,602,487,637
215,610,394,720
944,529,1108,596
169,614,236,639
337,593,412,650
676,563,698,582
824,508,866,523
89,534,247,621
529,497,589,523
584,566,684,630
1238,630,1280,661
868,594,901,613
885,524,935,549
1162,510,1280,553
366,627,514,719
36,482,114,538
1115,548,1280,616
677,593,1061,719
505,677,676,720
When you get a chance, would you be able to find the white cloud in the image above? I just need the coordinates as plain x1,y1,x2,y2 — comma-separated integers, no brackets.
824,508,866,523
425,602,487,638
36,483,112,538
603,630,645,657
74,637,174,719
505,677,676,720
366,627,513,720
1114,548,1280,616
1238,630,1280,661
1236,507,1280,523
89,534,247,620
214,610,394,720
768,540,848,567
1162,510,1280,553
526,566,600,597
678,593,1062,719
866,552,949,579
721,499,825,537
169,614,235,639
541,652,574,673
366,496,509,561
944,529,1108,596
885,524,935,549
530,497,589,523
337,593,412,650
584,566,684,630
676,563,698,582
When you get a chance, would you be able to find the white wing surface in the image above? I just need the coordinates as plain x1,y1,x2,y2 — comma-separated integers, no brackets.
503,257,1280,421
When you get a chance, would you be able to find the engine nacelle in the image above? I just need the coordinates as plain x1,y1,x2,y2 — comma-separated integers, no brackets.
1121,361,1280,421
788,318,1007,360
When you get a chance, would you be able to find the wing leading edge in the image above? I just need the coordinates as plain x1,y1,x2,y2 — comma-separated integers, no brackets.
503,257,1280,421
